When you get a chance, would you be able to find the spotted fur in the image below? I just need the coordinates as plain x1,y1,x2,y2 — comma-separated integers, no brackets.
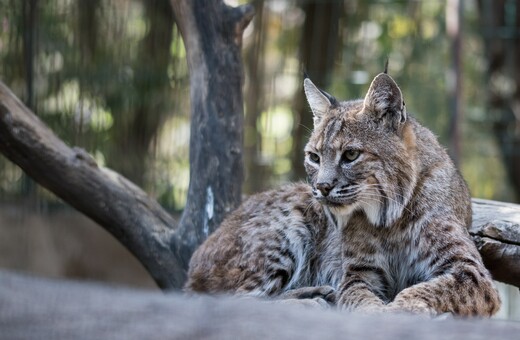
185,72,501,317
185,183,343,297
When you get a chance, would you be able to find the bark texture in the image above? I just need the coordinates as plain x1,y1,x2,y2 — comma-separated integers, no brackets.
470,199,520,287
170,0,254,261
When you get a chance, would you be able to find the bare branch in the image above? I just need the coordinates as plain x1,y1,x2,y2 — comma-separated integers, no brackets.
0,82,185,289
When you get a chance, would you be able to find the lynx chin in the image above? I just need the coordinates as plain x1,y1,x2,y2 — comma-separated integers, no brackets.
185,71,501,317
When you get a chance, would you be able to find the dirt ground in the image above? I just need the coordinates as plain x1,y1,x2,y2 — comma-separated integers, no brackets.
0,202,157,289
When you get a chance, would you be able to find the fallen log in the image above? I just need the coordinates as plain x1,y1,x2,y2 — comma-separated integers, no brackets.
470,199,520,287
1,270,519,340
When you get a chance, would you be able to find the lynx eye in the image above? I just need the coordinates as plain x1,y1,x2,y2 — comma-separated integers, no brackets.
308,152,320,164
343,150,360,162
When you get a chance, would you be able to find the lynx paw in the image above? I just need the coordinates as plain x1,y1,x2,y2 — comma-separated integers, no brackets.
434,312,454,321
280,286,337,304
354,304,387,315
385,300,437,317
277,297,333,309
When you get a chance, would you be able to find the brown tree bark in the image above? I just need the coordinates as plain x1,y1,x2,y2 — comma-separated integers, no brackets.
170,0,254,255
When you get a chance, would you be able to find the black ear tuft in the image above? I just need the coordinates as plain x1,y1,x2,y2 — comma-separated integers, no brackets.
363,73,406,131
383,58,389,74
319,88,338,107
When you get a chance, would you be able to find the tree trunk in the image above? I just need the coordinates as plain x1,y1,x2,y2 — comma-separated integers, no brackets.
446,0,463,166
170,0,254,252
108,0,175,186
243,0,267,194
291,0,342,180
478,0,520,200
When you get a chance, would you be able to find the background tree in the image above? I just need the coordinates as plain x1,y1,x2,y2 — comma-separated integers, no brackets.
290,0,343,180
478,0,520,201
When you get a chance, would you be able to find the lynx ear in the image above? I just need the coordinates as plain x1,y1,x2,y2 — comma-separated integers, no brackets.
304,77,336,126
363,73,406,130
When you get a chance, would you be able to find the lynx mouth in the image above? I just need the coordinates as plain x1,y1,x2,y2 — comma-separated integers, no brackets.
317,195,357,207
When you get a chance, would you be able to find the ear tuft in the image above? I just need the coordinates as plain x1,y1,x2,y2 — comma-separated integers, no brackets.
304,78,336,127
363,73,406,130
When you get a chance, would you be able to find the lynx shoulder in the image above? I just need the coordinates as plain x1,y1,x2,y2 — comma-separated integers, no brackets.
185,72,501,317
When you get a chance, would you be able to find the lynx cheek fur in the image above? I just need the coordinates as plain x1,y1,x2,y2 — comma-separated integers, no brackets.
185,72,501,317
303,72,500,316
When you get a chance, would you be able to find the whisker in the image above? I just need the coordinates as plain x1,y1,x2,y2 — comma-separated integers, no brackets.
299,123,313,134
303,200,314,216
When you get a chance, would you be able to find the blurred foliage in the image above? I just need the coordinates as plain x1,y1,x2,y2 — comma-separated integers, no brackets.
0,0,518,212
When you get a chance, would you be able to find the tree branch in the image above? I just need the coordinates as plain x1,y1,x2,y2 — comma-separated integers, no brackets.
0,82,184,289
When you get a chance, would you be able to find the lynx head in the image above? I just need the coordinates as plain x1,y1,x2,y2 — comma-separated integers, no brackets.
303,73,417,228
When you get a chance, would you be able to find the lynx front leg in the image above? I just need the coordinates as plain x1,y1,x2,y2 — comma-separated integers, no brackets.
276,286,337,309
337,274,387,313
280,286,337,303
387,255,501,317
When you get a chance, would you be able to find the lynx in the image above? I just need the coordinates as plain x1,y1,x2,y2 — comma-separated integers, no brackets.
185,71,501,317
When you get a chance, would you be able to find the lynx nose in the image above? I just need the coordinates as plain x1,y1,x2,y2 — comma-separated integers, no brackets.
316,182,334,197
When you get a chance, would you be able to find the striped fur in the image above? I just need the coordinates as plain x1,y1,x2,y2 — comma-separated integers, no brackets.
185,73,501,317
